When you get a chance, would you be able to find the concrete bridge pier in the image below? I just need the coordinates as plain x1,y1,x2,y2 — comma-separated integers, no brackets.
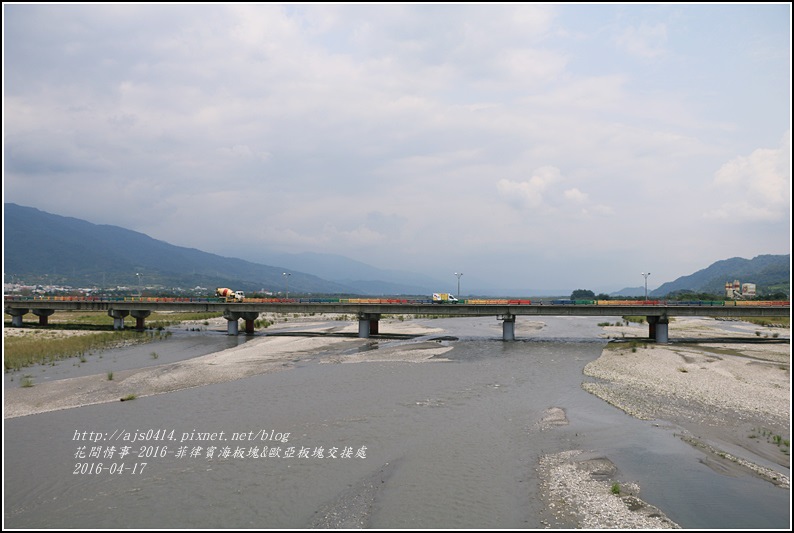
499,314,516,341
108,309,130,330
223,311,241,335
240,312,259,335
647,316,657,339
646,316,669,343
655,318,669,343
32,308,55,325
357,313,381,338
6,307,28,327
131,310,152,331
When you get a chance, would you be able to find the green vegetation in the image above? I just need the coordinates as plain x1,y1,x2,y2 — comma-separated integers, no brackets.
604,340,647,352
254,318,273,329
665,291,724,301
571,289,596,300
6,310,223,329
749,427,790,454
3,310,210,371
20,375,34,388
4,328,171,371
107,371,114,381
611,482,621,495
744,317,789,328
622,316,646,324
147,312,223,329
120,394,137,401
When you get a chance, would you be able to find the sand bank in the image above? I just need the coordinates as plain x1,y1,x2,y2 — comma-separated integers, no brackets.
4,317,442,419
537,316,790,529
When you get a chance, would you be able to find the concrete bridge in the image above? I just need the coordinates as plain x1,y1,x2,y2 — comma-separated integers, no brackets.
4,298,790,342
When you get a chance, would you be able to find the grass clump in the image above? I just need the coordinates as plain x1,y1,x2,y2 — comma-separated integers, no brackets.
4,328,170,371
604,340,647,353
744,317,789,328
622,316,646,324
147,312,222,329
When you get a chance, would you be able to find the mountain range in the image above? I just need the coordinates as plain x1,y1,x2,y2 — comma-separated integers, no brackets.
3,203,790,298
3,203,443,295
651,255,790,297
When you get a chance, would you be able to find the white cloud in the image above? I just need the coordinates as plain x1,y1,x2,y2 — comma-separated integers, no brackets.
563,188,589,204
497,168,612,220
704,132,791,222
497,166,563,210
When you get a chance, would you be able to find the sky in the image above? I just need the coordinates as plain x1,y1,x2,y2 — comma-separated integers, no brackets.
3,3,792,293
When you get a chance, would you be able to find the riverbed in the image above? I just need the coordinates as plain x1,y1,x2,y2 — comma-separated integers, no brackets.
3,315,790,528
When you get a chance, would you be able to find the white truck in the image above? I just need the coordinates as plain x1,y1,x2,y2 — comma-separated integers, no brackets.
432,293,459,303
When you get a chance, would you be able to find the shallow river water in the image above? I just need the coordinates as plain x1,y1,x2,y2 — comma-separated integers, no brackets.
3,316,790,528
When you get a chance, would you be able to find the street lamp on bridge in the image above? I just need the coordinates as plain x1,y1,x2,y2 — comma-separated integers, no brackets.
282,272,291,299
454,272,463,298
641,272,651,301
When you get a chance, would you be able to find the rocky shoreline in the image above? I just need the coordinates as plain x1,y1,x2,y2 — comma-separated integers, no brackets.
539,449,681,529
535,317,790,529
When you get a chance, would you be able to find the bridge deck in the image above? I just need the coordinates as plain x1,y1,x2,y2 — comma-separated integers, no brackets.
4,299,790,318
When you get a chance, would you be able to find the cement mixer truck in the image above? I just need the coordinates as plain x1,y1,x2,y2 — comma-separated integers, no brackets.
216,287,245,302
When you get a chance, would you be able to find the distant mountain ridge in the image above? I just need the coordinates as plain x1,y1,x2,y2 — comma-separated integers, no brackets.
3,203,358,294
3,203,789,297
250,251,445,295
608,257,790,298
650,254,790,297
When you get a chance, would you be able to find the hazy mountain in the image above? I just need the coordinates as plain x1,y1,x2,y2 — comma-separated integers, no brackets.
250,251,447,295
3,203,448,295
3,203,357,295
610,287,646,298
4,203,789,298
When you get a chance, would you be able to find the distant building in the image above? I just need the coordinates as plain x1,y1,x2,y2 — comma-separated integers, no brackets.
742,283,756,297
725,280,756,299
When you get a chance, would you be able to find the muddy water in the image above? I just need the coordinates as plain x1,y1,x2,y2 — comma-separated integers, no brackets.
3,316,790,528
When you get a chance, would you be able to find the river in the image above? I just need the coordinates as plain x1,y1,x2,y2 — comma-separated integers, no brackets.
3,316,790,528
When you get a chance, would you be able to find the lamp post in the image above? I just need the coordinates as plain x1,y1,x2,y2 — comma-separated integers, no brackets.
641,272,650,301
282,272,291,299
454,272,463,299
